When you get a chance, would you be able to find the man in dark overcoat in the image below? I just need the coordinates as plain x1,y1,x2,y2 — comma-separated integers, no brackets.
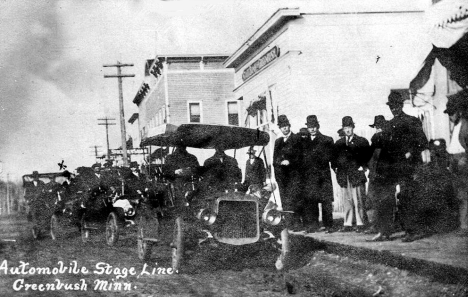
332,116,370,232
203,145,242,192
385,91,428,242
162,145,200,207
300,115,335,233
273,114,302,230
243,146,266,191
24,171,46,203
125,161,148,201
82,163,110,211
164,145,199,182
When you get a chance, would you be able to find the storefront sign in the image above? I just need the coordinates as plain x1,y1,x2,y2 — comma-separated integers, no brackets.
242,46,280,81
111,148,148,155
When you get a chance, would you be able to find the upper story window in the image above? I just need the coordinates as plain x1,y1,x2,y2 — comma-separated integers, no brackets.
227,101,239,126
188,102,201,123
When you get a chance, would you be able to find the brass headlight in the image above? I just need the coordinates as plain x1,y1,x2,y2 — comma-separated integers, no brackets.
196,208,216,225
262,209,281,225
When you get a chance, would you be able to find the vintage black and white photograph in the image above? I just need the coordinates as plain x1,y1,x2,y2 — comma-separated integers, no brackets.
0,0,467,296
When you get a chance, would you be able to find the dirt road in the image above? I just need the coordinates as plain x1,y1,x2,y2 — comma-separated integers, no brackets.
0,215,466,297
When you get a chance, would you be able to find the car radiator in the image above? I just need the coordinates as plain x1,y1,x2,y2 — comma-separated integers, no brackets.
214,200,259,245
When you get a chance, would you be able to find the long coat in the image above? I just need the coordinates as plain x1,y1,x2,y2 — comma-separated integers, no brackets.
203,152,242,191
387,112,428,181
273,133,302,186
332,134,370,188
24,180,46,202
163,150,200,181
125,172,148,200
300,132,334,202
273,133,302,210
243,157,266,189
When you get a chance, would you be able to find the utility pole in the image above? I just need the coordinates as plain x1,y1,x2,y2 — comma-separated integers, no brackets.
90,146,103,162
103,61,135,167
6,173,9,215
98,117,116,161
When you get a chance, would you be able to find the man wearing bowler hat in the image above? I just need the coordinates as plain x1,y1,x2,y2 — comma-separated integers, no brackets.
273,114,302,230
243,146,266,191
332,116,370,232
24,171,46,203
385,91,428,242
300,115,335,233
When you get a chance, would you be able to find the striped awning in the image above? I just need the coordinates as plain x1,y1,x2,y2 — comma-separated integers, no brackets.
427,0,468,48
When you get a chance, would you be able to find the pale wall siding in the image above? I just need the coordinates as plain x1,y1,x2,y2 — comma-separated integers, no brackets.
287,12,430,139
144,80,166,127
167,71,235,125
230,10,432,212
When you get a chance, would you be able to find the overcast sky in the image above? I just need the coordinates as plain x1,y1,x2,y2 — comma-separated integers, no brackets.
0,0,291,180
0,0,431,180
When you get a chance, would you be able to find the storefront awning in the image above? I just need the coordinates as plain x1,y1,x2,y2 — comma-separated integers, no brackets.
427,0,468,48
410,0,468,91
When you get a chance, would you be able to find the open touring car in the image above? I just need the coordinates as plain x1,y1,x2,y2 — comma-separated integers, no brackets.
136,123,291,272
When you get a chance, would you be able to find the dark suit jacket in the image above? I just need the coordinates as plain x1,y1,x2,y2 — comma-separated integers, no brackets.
273,133,302,183
243,157,266,188
203,153,242,191
301,132,334,201
332,134,370,188
387,112,428,180
125,172,148,199
163,150,200,181
24,180,46,202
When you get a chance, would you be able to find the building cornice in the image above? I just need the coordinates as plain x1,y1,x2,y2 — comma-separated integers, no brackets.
224,8,301,69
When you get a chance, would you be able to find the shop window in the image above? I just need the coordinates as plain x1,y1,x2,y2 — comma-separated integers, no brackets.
227,101,239,126
188,102,201,123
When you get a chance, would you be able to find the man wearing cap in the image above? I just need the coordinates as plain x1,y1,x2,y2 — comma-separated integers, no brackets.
300,115,335,233
332,116,370,232
385,91,428,242
445,90,468,237
273,114,302,230
243,146,266,192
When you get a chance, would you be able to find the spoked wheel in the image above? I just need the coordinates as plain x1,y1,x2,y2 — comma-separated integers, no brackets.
275,228,290,271
81,215,90,243
170,216,184,272
106,212,120,246
50,214,63,240
137,216,159,261
32,225,40,240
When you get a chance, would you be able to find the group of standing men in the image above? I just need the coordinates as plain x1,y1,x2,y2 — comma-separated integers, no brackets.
273,91,430,240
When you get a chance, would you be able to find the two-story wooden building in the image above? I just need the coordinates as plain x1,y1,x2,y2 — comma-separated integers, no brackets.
132,54,238,164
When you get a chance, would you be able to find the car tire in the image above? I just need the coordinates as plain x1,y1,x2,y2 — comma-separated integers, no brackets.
81,215,90,243
137,216,158,261
275,228,290,271
32,225,40,240
50,214,62,240
171,216,184,272
106,212,120,246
